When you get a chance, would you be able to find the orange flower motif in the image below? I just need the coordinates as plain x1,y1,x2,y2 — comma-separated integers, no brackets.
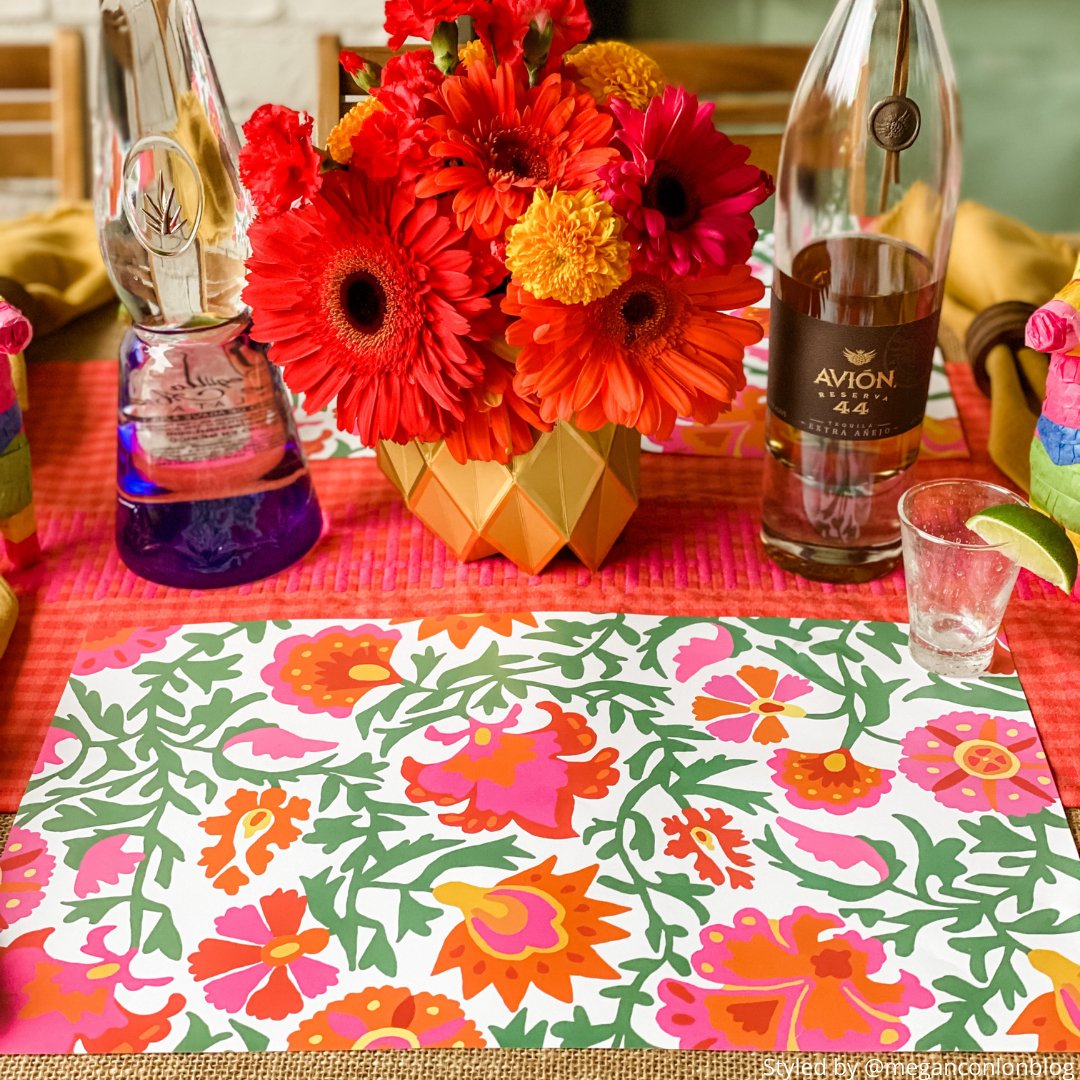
769,747,895,815
402,702,619,837
189,889,337,1021
199,788,310,895
658,907,933,1051
692,665,812,745
261,625,402,718
662,807,754,888
1008,950,1080,1051
287,986,486,1050
432,857,629,1010
401,612,538,650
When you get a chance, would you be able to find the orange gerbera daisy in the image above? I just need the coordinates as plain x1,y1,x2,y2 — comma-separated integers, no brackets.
505,267,765,440
288,986,486,1050
432,857,629,1009
1008,950,1080,1051
199,788,310,895
416,63,617,240
404,611,538,649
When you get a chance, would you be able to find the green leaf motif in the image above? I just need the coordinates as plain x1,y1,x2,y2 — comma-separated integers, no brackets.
229,1020,270,1052
490,1010,550,1048
174,1013,232,1053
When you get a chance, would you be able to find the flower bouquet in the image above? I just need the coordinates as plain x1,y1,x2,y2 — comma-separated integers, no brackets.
239,0,772,572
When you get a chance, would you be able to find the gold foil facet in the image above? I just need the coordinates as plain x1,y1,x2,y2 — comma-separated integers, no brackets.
376,423,640,574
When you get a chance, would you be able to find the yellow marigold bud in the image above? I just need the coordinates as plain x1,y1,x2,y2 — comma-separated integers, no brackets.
506,188,631,306
566,41,665,110
458,38,489,70
326,98,383,165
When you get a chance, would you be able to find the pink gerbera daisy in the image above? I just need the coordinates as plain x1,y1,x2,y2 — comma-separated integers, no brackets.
244,168,499,447
416,62,618,240
602,86,774,277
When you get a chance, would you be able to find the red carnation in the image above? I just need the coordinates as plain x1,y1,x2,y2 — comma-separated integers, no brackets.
373,50,443,114
339,49,365,78
474,0,590,67
384,0,475,51
239,104,322,217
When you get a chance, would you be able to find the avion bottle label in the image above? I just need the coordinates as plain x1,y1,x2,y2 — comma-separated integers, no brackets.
767,291,940,441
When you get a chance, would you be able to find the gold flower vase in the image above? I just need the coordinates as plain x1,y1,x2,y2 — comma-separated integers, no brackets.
376,422,641,575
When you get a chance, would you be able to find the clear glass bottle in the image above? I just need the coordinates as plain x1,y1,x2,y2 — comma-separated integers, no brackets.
95,0,321,588
760,0,961,582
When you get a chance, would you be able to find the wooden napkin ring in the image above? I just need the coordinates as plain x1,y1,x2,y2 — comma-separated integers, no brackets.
966,300,1043,413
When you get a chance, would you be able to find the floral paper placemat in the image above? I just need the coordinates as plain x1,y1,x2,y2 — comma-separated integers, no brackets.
292,238,968,463
2,612,1076,1055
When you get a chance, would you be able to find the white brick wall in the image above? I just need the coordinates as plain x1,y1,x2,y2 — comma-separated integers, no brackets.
0,0,387,216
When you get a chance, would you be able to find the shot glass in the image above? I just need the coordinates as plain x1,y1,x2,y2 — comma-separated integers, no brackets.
898,479,1025,677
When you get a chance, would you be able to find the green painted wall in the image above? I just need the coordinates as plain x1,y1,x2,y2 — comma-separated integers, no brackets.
630,0,1080,232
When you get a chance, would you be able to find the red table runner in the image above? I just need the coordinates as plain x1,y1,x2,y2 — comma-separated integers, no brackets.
2,359,1077,811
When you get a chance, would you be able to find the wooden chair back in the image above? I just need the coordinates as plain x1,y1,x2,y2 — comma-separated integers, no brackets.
317,36,812,177
0,30,88,200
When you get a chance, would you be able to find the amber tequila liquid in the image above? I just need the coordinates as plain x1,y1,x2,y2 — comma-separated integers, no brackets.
761,236,940,583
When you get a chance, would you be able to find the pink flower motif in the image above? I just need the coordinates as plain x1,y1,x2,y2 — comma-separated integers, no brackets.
223,727,339,761
0,301,32,356
657,907,933,1051
73,626,180,676
693,665,813,744
32,726,79,775
899,712,1057,816
0,827,54,929
188,889,338,1020
261,625,402,718
402,702,619,838
0,926,182,1053
601,86,773,278
674,624,735,683
775,817,889,883
74,835,145,899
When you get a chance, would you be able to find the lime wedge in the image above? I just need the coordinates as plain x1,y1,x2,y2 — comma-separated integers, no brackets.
965,504,1078,592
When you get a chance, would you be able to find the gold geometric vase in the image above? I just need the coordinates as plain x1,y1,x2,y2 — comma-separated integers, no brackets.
376,422,640,575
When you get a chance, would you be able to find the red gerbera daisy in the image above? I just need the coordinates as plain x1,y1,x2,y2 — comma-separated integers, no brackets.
244,169,498,446
602,86,774,277
504,266,765,439
416,63,618,240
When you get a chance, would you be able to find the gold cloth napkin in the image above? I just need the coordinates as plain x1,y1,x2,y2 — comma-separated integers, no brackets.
0,202,114,338
941,202,1078,489
0,575,15,659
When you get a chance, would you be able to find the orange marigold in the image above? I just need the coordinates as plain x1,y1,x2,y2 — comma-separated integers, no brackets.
398,611,538,649
566,41,665,109
326,98,383,165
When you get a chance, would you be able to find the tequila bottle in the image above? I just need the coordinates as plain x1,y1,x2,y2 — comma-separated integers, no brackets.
95,0,321,587
760,0,961,582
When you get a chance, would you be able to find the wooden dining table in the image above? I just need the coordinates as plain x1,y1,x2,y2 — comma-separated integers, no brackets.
2,305,1078,1079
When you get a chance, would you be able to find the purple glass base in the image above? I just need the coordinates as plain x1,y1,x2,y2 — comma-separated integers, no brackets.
116,469,322,589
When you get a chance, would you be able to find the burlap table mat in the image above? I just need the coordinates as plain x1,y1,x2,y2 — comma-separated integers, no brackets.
1,812,1077,1078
